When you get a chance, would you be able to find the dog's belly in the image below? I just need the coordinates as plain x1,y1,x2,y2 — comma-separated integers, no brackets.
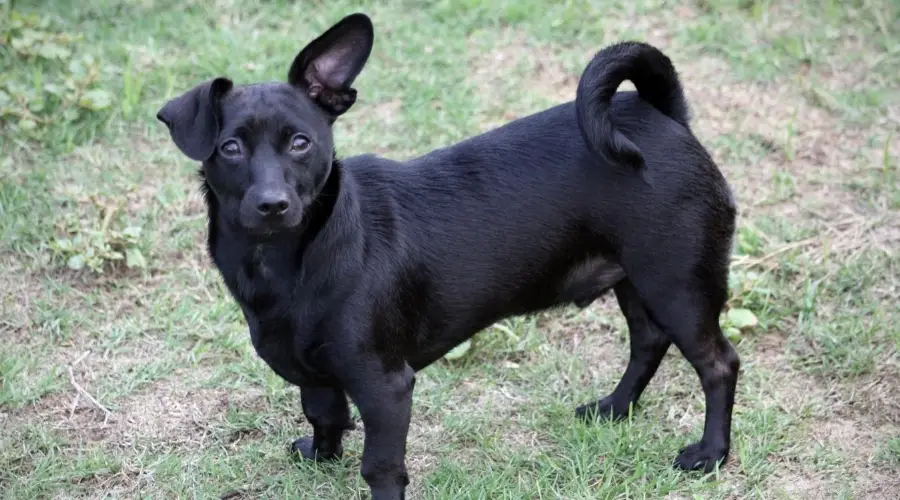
408,257,626,370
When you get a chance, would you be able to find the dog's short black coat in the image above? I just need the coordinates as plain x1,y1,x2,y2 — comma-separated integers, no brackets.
158,13,740,500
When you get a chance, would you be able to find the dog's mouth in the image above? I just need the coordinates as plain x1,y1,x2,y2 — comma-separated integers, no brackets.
242,212,305,237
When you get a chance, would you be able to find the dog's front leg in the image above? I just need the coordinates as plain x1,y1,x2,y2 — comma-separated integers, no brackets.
292,386,354,461
346,361,415,500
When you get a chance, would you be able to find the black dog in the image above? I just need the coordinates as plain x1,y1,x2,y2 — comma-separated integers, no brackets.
158,13,739,500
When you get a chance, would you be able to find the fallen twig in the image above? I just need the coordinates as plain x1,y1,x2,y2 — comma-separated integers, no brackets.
67,352,111,425
68,393,80,420
731,237,818,269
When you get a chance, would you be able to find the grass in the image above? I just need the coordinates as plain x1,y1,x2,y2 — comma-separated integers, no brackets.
1,0,898,498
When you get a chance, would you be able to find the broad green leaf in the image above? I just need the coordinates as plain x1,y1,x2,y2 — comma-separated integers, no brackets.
43,83,65,96
52,238,73,251
67,59,86,78
126,248,147,268
122,226,143,239
79,89,113,111
444,340,472,361
727,308,758,330
18,118,37,131
62,108,80,122
66,254,84,270
724,326,742,343
38,42,71,60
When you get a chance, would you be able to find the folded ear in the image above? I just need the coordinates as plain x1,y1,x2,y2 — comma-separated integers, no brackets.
156,77,233,161
288,13,374,117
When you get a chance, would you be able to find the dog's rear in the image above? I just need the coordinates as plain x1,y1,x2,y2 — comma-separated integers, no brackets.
575,41,691,172
571,40,740,473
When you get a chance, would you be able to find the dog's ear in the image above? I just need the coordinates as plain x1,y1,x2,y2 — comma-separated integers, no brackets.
156,77,233,161
288,13,373,117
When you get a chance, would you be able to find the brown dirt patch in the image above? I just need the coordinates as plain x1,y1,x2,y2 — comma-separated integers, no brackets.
676,56,897,217
468,31,577,102
403,421,445,497
0,258,44,344
840,368,900,426
102,380,232,448
808,417,900,498
467,29,579,131
769,474,833,499
550,298,629,384
734,335,900,497
7,367,244,450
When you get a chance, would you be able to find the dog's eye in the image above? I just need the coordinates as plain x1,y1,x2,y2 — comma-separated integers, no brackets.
220,140,241,157
290,134,311,154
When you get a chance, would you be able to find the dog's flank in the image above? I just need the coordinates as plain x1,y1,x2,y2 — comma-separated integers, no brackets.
576,40,691,172
158,12,739,500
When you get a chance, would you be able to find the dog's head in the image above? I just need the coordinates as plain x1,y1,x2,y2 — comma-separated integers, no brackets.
157,13,373,236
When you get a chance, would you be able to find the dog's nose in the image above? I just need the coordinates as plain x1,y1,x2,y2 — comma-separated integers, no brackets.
256,192,291,216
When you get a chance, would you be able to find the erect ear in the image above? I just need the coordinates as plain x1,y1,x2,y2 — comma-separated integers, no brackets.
156,77,233,161
288,13,374,117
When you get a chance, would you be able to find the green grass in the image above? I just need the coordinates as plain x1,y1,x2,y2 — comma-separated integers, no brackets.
2,0,899,498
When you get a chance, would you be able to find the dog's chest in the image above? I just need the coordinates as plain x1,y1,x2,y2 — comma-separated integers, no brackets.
216,245,330,386
240,306,326,386
229,245,294,313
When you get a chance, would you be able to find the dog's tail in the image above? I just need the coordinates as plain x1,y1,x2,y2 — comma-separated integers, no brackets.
575,41,690,171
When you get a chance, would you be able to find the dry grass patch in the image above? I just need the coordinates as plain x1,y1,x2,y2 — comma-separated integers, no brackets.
681,56,897,215
467,29,579,130
0,258,44,342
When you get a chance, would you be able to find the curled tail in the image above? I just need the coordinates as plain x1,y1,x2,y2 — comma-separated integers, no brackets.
575,41,690,170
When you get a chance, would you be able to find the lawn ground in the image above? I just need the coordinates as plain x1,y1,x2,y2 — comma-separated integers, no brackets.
1,0,898,498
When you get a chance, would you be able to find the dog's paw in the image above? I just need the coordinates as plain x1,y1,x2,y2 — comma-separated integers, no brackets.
290,436,343,462
673,441,729,473
575,396,630,422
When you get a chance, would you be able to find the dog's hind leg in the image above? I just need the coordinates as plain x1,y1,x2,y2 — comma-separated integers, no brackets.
625,262,740,473
576,278,671,421
291,386,355,461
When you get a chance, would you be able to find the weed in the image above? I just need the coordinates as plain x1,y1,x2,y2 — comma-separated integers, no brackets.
46,194,148,274
0,10,116,151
